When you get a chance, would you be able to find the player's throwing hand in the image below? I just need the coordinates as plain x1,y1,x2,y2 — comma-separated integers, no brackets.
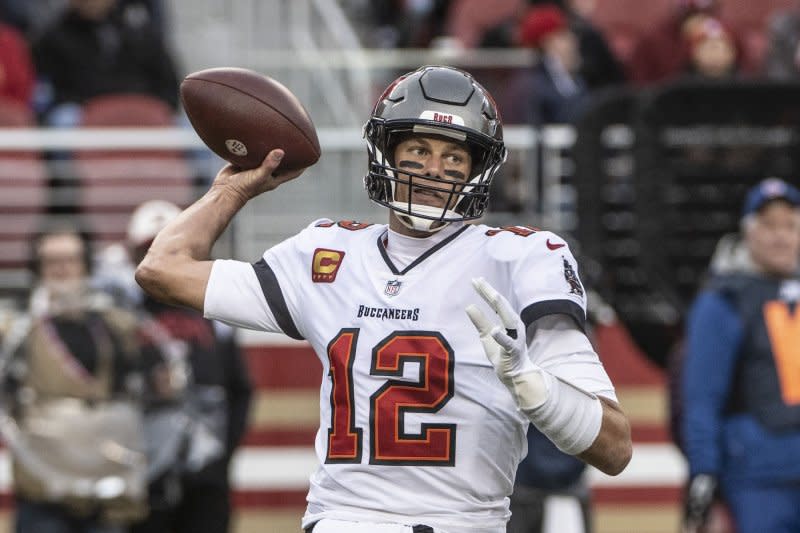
212,149,306,203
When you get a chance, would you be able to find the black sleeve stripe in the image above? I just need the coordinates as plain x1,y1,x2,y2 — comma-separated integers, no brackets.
251,258,304,340
521,300,586,332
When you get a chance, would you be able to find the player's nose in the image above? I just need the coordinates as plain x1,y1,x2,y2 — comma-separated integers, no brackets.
423,154,444,178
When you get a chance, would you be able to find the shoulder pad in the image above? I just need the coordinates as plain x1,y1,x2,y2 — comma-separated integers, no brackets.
307,217,333,229
482,225,568,262
310,219,377,231
275,219,382,256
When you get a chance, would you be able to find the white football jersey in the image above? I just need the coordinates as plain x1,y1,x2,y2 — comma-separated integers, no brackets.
204,220,614,532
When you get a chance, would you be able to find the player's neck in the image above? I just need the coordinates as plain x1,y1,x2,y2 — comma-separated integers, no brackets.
384,220,463,269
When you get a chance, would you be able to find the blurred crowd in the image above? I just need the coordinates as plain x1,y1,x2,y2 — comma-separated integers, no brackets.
0,5,250,532
0,0,177,125
0,196,251,533
3,0,800,128
0,200,252,533
347,0,800,122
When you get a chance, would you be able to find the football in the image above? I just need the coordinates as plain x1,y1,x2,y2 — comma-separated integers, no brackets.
180,67,321,172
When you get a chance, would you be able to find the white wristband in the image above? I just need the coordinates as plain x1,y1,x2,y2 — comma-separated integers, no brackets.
520,369,603,455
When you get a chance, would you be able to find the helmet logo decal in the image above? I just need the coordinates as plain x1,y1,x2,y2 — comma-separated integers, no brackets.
419,110,465,126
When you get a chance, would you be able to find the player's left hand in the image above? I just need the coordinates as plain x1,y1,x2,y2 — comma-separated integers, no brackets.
465,277,549,410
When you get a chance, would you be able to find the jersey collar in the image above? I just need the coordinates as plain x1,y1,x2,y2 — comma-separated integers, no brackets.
377,224,470,275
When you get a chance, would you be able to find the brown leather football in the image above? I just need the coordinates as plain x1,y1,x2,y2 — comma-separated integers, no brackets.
180,67,321,171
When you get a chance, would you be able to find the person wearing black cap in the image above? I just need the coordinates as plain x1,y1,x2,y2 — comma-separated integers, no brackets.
681,177,800,533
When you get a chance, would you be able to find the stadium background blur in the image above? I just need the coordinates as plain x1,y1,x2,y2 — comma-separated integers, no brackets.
2,0,800,531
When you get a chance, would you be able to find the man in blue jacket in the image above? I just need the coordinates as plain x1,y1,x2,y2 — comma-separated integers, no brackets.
682,177,800,533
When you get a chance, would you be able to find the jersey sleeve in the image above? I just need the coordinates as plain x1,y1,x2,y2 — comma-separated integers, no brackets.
512,232,587,330
527,314,617,402
204,221,328,339
203,259,286,333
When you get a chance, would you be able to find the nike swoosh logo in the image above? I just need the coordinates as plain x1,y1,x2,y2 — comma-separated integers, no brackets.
546,239,565,250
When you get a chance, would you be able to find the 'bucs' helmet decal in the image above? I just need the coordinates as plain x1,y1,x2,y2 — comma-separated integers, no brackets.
363,66,507,232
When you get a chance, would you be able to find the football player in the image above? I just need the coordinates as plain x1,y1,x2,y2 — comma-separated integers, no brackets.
136,65,632,533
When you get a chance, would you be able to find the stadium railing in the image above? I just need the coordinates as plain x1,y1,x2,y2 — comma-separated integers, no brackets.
0,123,576,294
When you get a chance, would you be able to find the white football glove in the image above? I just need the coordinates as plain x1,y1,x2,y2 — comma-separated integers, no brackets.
465,277,604,455
465,277,550,411
466,277,604,454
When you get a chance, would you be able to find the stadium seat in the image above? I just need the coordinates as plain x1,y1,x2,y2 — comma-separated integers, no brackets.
444,0,525,48
0,99,48,269
587,0,673,72
590,0,673,45
75,94,194,241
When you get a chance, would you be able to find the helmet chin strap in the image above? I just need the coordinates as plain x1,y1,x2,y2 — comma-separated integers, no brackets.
390,202,459,233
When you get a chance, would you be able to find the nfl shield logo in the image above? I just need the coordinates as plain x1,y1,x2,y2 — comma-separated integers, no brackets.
384,279,402,297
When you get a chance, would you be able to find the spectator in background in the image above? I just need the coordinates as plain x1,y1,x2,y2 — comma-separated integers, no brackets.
505,4,587,125
683,16,741,80
0,22,35,107
628,0,739,85
0,222,148,533
495,4,587,216
462,0,625,91
365,0,452,48
95,200,252,533
444,0,525,48
1,0,164,39
560,0,626,90
681,178,800,533
0,0,66,38
32,0,179,126
118,0,167,38
764,2,800,80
